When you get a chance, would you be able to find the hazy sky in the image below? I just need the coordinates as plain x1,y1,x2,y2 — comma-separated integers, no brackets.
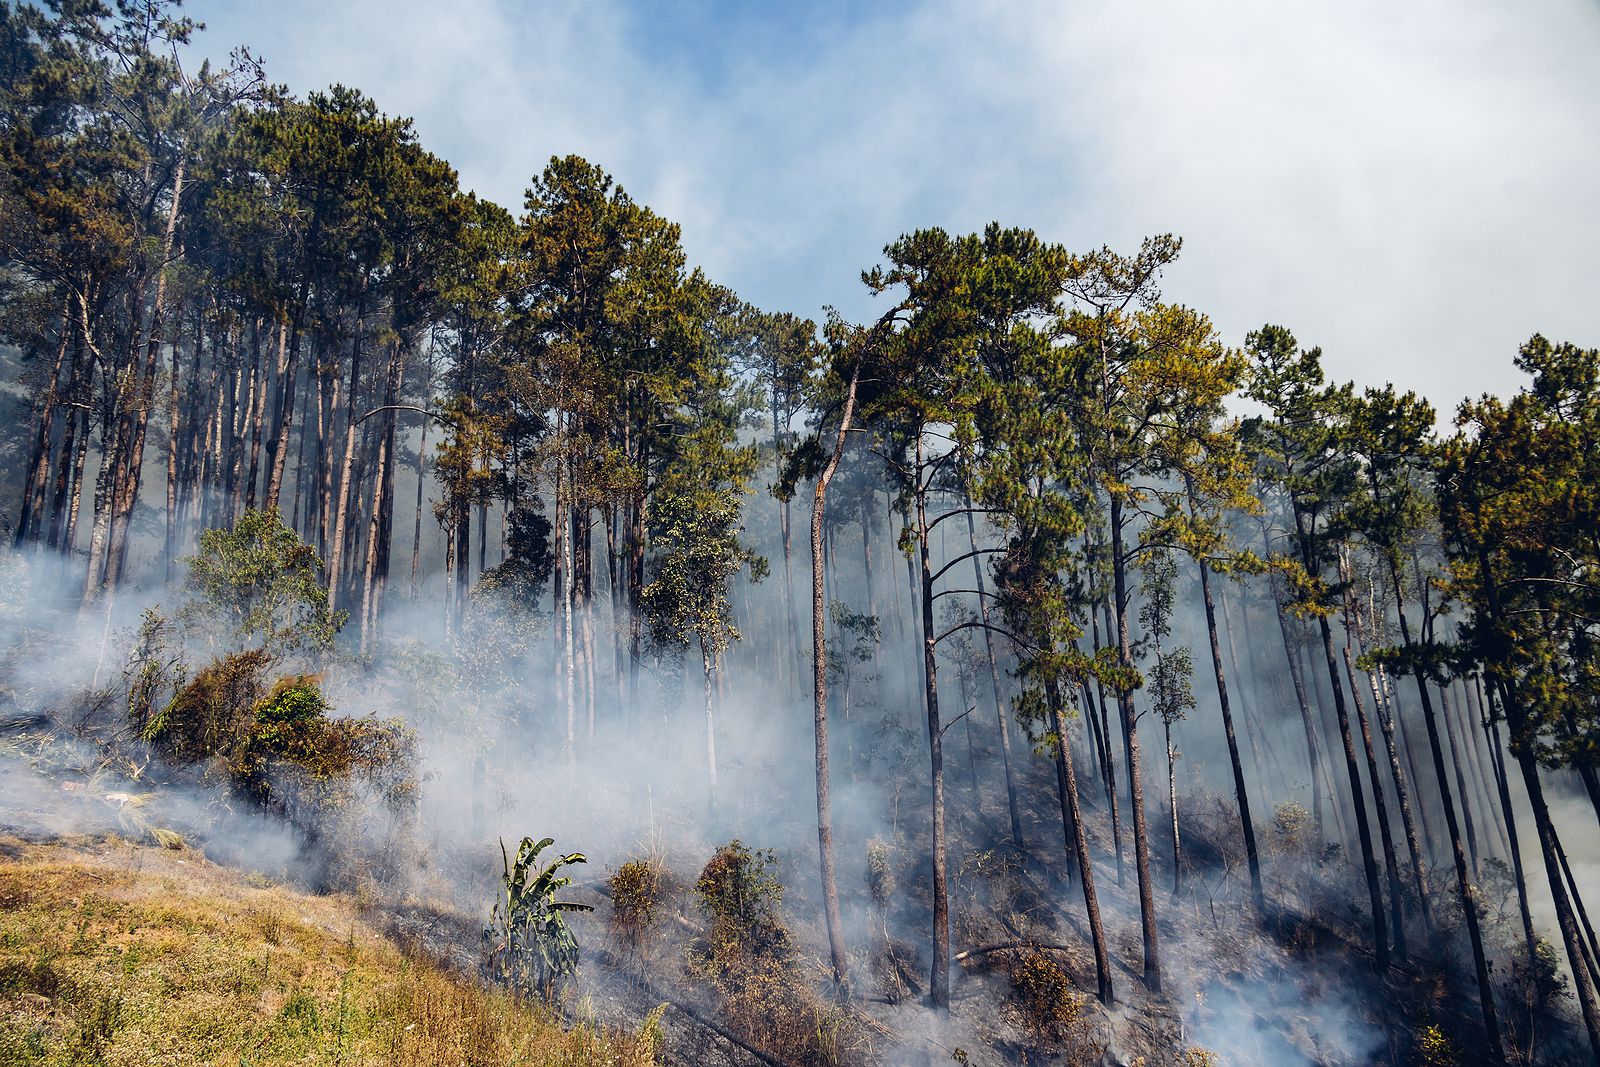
189,0,1600,412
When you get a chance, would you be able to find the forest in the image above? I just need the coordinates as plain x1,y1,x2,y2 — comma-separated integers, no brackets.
0,3,1598,1065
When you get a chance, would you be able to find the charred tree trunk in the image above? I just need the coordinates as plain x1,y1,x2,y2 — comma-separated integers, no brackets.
914,435,951,1012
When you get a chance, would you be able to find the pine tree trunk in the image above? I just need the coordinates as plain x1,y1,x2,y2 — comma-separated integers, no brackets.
700,635,717,807
966,508,1022,848
1390,561,1505,1061
562,462,576,767
1342,640,1408,960
47,399,84,553
328,318,368,613
59,376,92,557
410,411,428,599
1366,642,1433,934
809,362,857,990
1193,551,1263,910
1166,721,1181,894
1272,579,1327,841
1313,610,1389,971
162,312,187,581
1511,733,1600,1058
15,297,73,547
1482,681,1538,968
1047,678,1113,1004
856,497,877,644
914,435,951,1012
775,396,798,682
359,343,402,652
1108,496,1161,992
264,312,304,513
1462,680,1510,859
1438,683,1482,876
1090,582,1126,887
246,321,280,514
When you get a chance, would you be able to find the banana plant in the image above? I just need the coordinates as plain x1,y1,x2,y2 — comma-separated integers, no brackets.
483,836,593,1002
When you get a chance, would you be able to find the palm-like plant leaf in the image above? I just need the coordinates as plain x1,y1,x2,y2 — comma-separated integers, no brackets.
484,835,591,1002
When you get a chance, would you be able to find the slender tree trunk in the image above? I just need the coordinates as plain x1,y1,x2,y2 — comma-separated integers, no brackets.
359,343,402,653
1342,639,1408,960
1390,562,1505,1061
15,297,73,547
60,402,89,557
914,435,951,1012
809,362,857,990
328,319,367,613
1165,720,1182,894
1482,680,1538,968
265,307,307,512
410,411,429,599
1193,552,1264,910
862,495,880,667
1089,578,1126,887
1462,680,1510,860
1047,677,1113,1004
1366,640,1433,934
1108,497,1161,992
562,454,576,767
1272,578,1327,840
966,508,1023,848
162,311,187,581
700,635,717,806
775,395,799,682
1312,609,1390,971
47,400,84,552
1511,732,1600,1058
1438,683,1482,877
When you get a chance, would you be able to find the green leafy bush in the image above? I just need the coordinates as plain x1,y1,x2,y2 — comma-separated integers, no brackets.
142,657,415,820
183,508,343,655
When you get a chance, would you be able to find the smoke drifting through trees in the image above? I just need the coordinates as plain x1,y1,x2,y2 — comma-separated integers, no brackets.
1,4,1597,1064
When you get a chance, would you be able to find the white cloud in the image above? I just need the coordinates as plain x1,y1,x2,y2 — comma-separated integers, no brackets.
191,0,1600,410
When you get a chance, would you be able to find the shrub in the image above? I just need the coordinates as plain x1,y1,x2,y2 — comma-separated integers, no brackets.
1417,1024,1458,1066
1273,801,1310,844
608,859,664,941
143,648,270,766
142,658,416,830
865,837,894,915
696,840,783,933
689,841,860,1066
1009,950,1087,1043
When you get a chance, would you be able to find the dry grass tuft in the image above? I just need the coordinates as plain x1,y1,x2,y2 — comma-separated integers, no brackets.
0,837,654,1067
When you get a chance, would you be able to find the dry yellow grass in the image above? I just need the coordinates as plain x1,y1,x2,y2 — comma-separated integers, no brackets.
0,835,658,1066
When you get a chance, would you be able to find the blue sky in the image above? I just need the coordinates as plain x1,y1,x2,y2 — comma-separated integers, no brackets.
188,0,1600,410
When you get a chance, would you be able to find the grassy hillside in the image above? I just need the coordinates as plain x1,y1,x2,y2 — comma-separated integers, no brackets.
0,834,659,1066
